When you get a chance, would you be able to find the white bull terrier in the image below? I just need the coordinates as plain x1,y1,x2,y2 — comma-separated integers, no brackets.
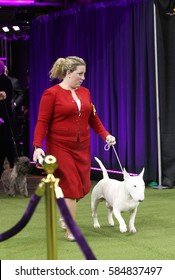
91,157,145,233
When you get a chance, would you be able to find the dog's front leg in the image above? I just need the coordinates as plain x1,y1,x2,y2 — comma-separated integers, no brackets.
113,209,127,233
18,178,29,197
128,207,137,233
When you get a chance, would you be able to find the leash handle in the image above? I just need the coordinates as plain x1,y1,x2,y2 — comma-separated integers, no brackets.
104,143,111,151
104,143,123,173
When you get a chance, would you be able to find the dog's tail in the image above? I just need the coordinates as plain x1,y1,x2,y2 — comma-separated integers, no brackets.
3,157,10,170
94,157,109,179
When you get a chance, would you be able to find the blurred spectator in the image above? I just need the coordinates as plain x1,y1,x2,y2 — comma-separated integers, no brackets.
5,66,24,154
0,61,17,176
21,69,30,156
4,65,24,111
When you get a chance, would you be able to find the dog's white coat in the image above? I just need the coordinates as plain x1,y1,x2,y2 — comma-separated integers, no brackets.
91,157,145,233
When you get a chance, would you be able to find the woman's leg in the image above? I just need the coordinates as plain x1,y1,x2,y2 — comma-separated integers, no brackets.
59,198,77,241
65,198,77,234
59,198,77,238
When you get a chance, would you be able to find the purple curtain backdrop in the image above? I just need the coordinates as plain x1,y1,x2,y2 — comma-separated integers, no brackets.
30,0,157,182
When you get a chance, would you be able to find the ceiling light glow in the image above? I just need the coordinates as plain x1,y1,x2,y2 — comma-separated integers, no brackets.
2,26,10,32
12,26,20,31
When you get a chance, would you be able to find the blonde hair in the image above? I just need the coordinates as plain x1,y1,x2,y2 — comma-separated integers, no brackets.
49,56,86,80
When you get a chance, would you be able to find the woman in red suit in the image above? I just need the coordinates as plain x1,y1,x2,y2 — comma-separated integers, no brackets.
33,56,116,241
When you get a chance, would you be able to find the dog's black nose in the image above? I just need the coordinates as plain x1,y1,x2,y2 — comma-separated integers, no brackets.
139,199,144,202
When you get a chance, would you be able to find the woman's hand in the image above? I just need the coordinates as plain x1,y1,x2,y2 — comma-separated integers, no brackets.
0,91,6,100
33,148,45,162
106,135,116,146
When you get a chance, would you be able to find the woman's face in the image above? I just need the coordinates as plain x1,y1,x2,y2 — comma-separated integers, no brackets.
67,65,86,89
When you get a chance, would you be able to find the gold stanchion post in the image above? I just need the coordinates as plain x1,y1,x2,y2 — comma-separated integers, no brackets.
42,155,58,260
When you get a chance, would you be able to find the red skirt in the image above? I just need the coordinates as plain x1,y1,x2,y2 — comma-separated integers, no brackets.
46,138,91,199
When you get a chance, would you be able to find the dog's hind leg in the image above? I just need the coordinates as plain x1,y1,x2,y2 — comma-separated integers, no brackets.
3,183,9,194
91,198,102,228
105,201,114,226
7,184,16,197
128,207,137,233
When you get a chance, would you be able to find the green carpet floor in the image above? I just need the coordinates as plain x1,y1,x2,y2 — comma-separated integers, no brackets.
0,182,175,260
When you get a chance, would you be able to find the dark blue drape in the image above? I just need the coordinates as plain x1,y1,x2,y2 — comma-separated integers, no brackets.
30,0,157,182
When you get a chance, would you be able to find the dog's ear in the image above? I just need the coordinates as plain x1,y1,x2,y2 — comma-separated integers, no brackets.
123,168,130,180
139,168,145,178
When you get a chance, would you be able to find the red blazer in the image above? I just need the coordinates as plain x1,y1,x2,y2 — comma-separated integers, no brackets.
33,84,109,147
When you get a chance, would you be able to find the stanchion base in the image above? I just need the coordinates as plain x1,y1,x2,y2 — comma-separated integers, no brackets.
152,185,169,190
